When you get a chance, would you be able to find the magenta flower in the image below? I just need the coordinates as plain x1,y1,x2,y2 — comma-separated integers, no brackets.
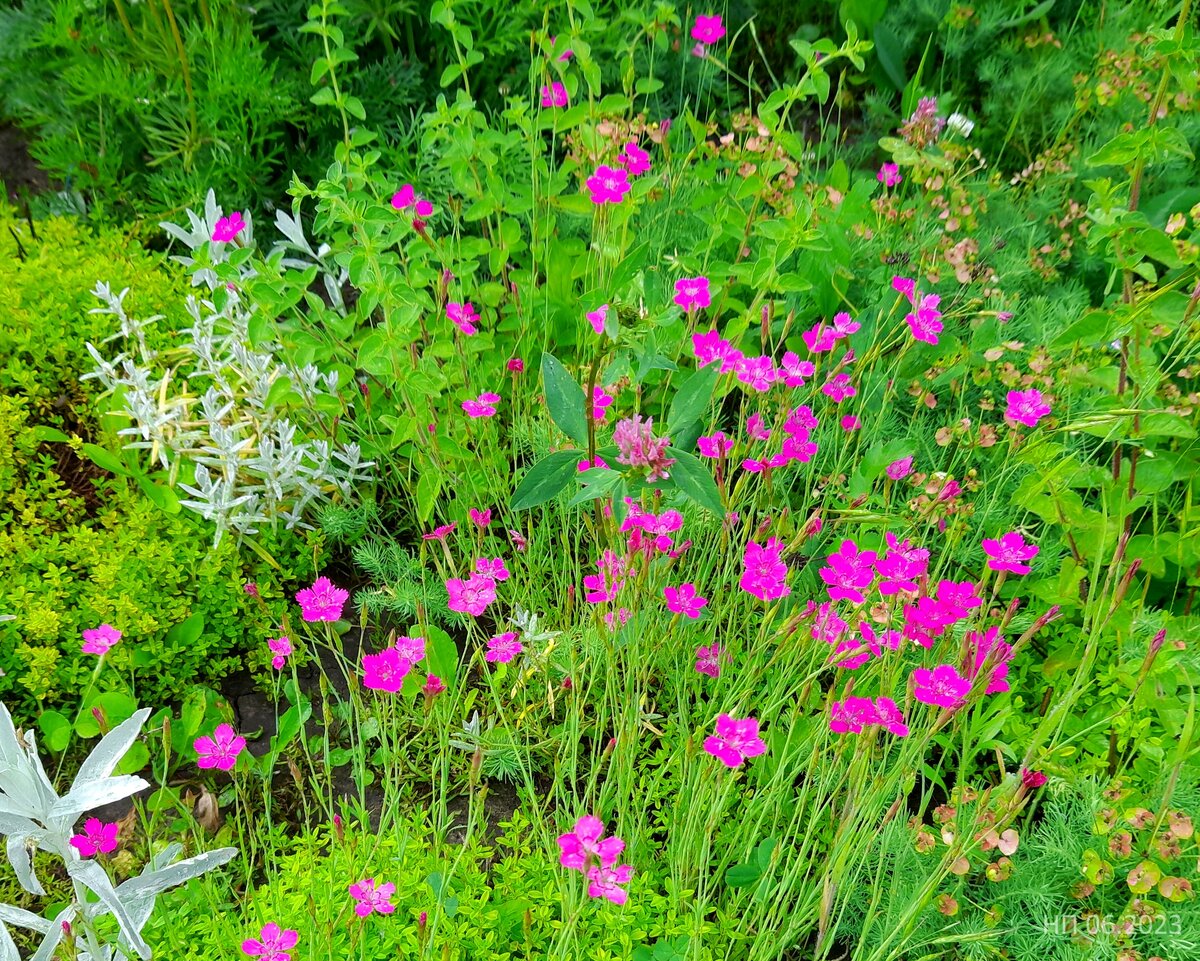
446,301,480,336
829,697,878,734
446,573,497,616
362,646,414,693
394,635,426,663
612,414,675,481
422,674,446,697
840,415,861,431
583,550,628,603
540,82,568,108
780,351,815,387
874,697,910,737
586,164,631,205
822,373,856,402
578,455,611,472
966,626,1013,694
463,392,501,418
913,664,971,708
618,141,651,175
81,624,121,655
982,530,1039,574
695,642,726,678
1021,768,1048,789
423,523,457,541
69,818,119,857
691,14,726,44
674,276,711,311
474,556,510,582
877,163,901,187
740,538,790,601
507,357,525,372
704,713,767,768
296,576,349,622
802,322,838,353
587,304,610,335
587,862,634,904
746,412,771,441
469,508,492,528
819,539,878,604
349,878,396,917
242,923,298,961
486,631,524,664
558,815,625,871
267,635,293,671
212,212,246,243
697,431,734,458
390,184,416,209
664,583,708,619
886,456,913,480
592,385,614,422
875,532,929,595
1005,389,1051,428
194,723,246,771
906,293,943,345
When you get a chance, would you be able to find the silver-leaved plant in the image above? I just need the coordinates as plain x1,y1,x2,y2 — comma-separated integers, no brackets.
0,703,236,960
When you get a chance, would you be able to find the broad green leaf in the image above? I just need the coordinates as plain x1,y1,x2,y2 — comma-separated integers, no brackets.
80,443,130,477
135,474,180,514
666,448,723,514
667,365,719,437
541,354,588,448
37,711,72,753
510,450,582,511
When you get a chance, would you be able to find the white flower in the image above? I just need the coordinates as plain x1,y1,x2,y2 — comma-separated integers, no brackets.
947,113,974,138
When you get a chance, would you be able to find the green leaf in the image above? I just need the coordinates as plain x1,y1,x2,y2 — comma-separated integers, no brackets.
510,450,582,511
423,625,459,689
872,24,906,91
165,612,205,648
725,837,778,888
667,365,719,437
38,711,73,753
567,468,623,507
81,443,130,477
76,692,139,738
666,448,723,514
541,353,589,448
135,474,180,514
29,426,71,444
416,470,442,523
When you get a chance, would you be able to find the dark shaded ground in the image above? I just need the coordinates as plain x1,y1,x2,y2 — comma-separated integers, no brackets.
0,122,49,203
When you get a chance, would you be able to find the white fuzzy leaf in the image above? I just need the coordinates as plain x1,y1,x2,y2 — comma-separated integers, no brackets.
68,859,151,959
49,775,149,823
72,709,151,789
7,834,44,895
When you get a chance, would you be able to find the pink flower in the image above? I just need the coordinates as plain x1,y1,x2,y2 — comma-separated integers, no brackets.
81,624,121,656
446,573,497,616
886,456,913,480
586,164,631,205
469,508,492,528
691,14,726,45
829,697,878,734
446,301,480,336
474,556,510,582
592,385,614,422
906,294,943,345
423,523,457,541
832,312,861,338
69,818,119,857
587,304,610,335
966,626,1013,695
877,163,901,187
694,642,727,678
584,550,628,603
692,329,730,366
558,815,625,871
295,576,349,622
664,583,708,618
1021,768,1048,789
390,184,416,209
394,635,426,663
674,276,711,311
1005,389,1051,428
982,530,1039,574
242,923,298,961
912,664,971,708
819,539,878,604
802,322,838,353
486,631,523,663
875,532,929,595
746,412,771,441
740,538,790,601
578,455,611,472
463,392,501,418
212,212,246,243
509,528,528,552
840,415,861,431
587,862,634,904
704,713,767,768
540,82,569,108
892,275,916,301
612,415,675,481
349,878,396,917
422,674,446,697
361,646,414,693
267,635,293,671
194,723,246,771
618,141,651,176
779,351,815,386
697,431,733,458
874,697,910,737
507,357,525,372
822,373,856,402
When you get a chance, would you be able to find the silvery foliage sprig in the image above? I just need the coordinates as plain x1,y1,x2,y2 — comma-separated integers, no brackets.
83,194,372,546
0,703,236,960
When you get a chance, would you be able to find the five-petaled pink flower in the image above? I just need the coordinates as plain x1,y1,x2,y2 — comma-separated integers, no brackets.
349,878,396,917
486,631,524,663
558,815,625,871
242,922,299,961
691,14,726,45
446,301,479,336
740,538,790,601
982,531,1039,574
267,636,293,671
704,713,767,768
877,163,901,187
391,184,434,219
423,523,457,541
587,304,610,335
194,723,246,771
362,646,415,693
446,573,497,616
913,664,971,708
886,456,913,480
822,373,856,402
1005,389,1051,428
906,293,943,345
664,583,708,619
694,642,727,679
69,818,119,857
463,392,501,418
212,212,246,243
540,82,569,108
82,624,121,656
587,862,634,904
296,576,349,622
674,276,711,311
469,508,492,528
586,164,631,205
618,142,651,176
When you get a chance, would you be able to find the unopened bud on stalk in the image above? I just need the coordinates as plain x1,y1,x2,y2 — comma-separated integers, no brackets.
333,813,344,842
1112,559,1142,609
469,746,484,786
92,705,109,735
